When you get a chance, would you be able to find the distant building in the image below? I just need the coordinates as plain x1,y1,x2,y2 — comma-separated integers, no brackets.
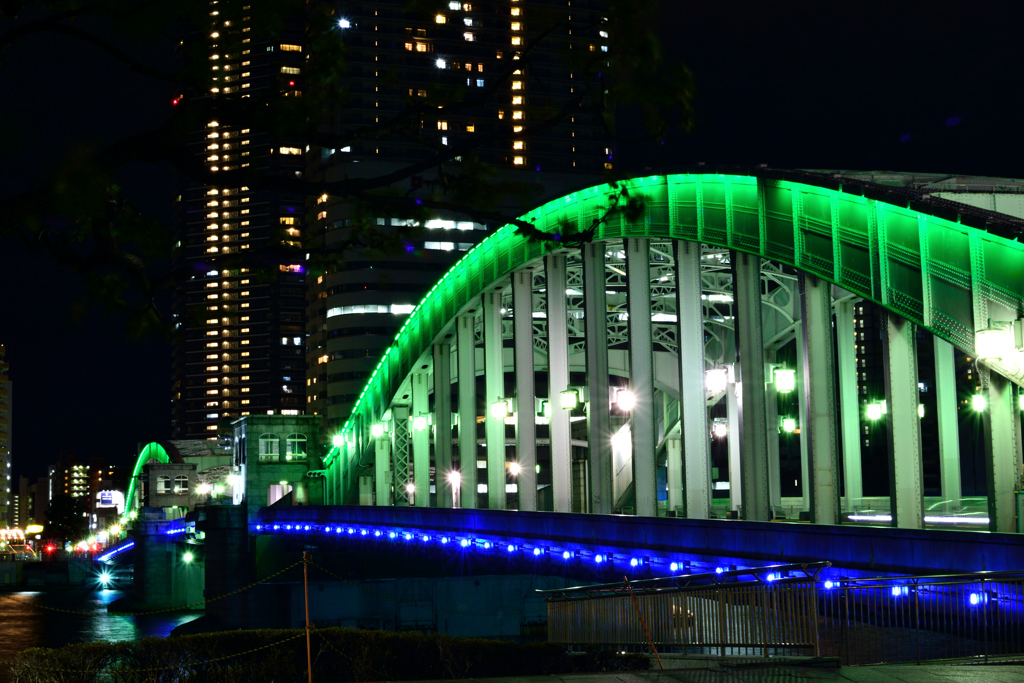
12,476,47,529
0,345,10,526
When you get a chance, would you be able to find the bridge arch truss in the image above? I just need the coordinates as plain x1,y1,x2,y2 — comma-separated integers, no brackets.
324,173,1024,533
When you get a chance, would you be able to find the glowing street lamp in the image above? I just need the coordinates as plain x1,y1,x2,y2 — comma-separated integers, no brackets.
774,368,796,393
490,400,510,419
712,419,727,438
975,323,1012,361
972,394,987,412
371,423,385,438
182,552,194,564
616,389,636,411
332,434,345,448
412,415,429,430
560,389,579,409
509,462,522,476
781,417,797,433
705,368,728,395
866,403,883,421
918,404,925,419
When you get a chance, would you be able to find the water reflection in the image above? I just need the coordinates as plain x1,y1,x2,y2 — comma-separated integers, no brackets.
0,589,199,679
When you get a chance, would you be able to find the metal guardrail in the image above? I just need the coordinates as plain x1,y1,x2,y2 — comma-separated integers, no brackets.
819,571,1024,665
543,563,829,658
543,565,1024,665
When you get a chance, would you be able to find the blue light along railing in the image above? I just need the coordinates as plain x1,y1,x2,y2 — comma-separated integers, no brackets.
252,521,765,577
96,540,135,563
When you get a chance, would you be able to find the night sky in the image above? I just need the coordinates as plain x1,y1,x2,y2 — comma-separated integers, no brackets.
1,1,1021,481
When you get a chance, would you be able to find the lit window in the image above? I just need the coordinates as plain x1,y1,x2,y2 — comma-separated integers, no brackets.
513,156,525,165
511,37,522,45
466,123,475,132
511,22,521,30
511,81,522,90
511,7,520,15
463,32,474,41
512,111,523,120
279,147,302,155
281,66,300,74
280,44,302,52
512,96,522,105
513,141,524,150
435,14,446,23
437,121,448,130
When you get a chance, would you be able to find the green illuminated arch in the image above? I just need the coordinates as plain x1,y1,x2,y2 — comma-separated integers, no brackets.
124,442,177,519
331,173,1024,466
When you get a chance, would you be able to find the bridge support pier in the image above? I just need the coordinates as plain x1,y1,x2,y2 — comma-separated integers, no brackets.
546,253,572,513
626,238,657,517
583,242,613,515
983,368,1018,533
674,240,710,519
882,313,924,529
457,314,478,509
835,296,863,508
483,291,506,510
732,251,771,521
434,343,454,508
799,274,840,524
933,336,962,505
512,270,538,511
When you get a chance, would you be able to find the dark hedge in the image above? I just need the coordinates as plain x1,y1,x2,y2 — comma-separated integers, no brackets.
9,627,649,683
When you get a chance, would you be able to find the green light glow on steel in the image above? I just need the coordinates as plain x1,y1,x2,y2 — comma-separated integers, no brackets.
124,443,171,521
1020,394,1024,411
972,394,987,412
332,434,344,447
333,173,1024,485
918,403,925,419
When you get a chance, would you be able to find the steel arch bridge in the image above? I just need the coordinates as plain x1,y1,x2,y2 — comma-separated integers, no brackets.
322,171,1024,534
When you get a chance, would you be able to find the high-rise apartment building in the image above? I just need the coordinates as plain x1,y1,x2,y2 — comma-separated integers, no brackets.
305,0,610,430
0,345,10,526
170,2,309,439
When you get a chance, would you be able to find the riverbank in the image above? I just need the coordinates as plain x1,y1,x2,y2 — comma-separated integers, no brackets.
8,628,647,683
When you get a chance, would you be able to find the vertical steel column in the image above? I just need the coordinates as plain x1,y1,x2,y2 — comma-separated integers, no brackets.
411,371,430,507
674,240,710,519
482,291,506,510
434,343,453,508
626,238,657,517
799,274,840,525
933,336,962,505
512,270,538,512
726,373,742,513
374,435,391,506
882,313,924,529
456,314,478,509
665,430,683,513
795,320,810,513
391,405,410,506
546,252,572,513
835,298,863,506
983,368,1017,533
731,251,771,521
583,242,613,515
765,349,781,511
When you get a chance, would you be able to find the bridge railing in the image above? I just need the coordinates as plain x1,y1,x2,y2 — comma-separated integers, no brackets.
542,563,828,658
543,566,1024,665
820,570,1024,665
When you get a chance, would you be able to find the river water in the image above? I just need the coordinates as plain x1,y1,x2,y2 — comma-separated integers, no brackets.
0,589,199,680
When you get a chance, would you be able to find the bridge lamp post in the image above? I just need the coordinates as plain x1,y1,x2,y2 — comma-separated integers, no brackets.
560,389,579,410
371,423,385,438
509,462,521,476
711,418,727,439
866,403,884,421
972,394,988,412
412,415,429,431
781,418,797,434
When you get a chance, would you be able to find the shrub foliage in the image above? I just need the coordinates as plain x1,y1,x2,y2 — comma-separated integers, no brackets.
9,628,648,683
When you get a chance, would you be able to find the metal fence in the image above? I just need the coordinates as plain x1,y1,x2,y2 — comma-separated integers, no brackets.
544,566,1024,665
544,563,827,658
819,571,1024,665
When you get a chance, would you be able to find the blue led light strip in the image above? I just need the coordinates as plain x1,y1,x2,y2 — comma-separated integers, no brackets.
96,540,135,563
252,521,739,575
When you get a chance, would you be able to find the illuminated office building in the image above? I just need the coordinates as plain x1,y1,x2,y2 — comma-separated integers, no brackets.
305,0,610,429
0,345,10,526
